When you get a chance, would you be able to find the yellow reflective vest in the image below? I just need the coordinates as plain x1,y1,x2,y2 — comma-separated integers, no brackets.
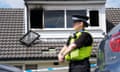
65,31,92,61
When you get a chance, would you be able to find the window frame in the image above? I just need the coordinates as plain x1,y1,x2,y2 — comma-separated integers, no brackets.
43,10,65,28
30,9,101,30
85,9,101,30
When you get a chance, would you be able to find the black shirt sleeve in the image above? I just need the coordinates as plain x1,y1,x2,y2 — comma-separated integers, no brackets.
66,36,71,46
74,32,93,48
66,32,76,46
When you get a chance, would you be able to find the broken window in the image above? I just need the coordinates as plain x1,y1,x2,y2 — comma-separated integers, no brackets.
30,9,99,29
89,10,99,26
30,8,43,28
19,30,40,46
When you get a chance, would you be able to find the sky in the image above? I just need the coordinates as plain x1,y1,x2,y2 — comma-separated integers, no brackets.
0,0,120,8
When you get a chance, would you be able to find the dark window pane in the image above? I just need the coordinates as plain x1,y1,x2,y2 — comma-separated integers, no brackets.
44,10,64,28
30,8,43,28
90,10,99,26
67,10,86,28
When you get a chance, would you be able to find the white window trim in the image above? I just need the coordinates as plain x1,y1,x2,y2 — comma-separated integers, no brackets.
65,8,67,29
31,27,71,30
43,9,45,28
24,6,27,33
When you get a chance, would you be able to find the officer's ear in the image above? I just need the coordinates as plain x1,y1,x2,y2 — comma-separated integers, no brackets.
79,22,84,27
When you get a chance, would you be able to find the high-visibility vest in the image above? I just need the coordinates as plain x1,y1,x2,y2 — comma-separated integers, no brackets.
65,31,92,61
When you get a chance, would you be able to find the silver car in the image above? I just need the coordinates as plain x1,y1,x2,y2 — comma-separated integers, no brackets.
95,24,120,72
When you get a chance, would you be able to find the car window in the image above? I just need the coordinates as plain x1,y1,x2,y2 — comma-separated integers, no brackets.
97,39,105,70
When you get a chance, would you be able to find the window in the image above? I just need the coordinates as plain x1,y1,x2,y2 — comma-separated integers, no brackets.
89,10,99,26
30,9,100,29
67,10,86,28
19,30,40,46
30,8,43,28
44,10,64,28
97,39,105,68
25,64,37,70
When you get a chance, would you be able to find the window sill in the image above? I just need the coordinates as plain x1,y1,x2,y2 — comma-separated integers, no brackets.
31,26,101,31
31,28,74,31
86,26,101,30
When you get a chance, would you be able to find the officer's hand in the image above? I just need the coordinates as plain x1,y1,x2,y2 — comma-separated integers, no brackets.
58,54,64,62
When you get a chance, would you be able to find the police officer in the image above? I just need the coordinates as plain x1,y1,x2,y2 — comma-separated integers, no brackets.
58,15,93,72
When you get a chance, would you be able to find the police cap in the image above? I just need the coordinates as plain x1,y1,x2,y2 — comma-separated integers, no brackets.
72,15,89,27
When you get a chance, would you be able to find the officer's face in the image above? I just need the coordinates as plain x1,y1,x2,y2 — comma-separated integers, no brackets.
73,22,84,31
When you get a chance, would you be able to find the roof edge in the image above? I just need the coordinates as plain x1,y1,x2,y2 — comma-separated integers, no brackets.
25,1,106,5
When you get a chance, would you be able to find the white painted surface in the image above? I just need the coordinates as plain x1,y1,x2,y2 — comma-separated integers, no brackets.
27,1,106,5
24,6,27,33
31,28,104,38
